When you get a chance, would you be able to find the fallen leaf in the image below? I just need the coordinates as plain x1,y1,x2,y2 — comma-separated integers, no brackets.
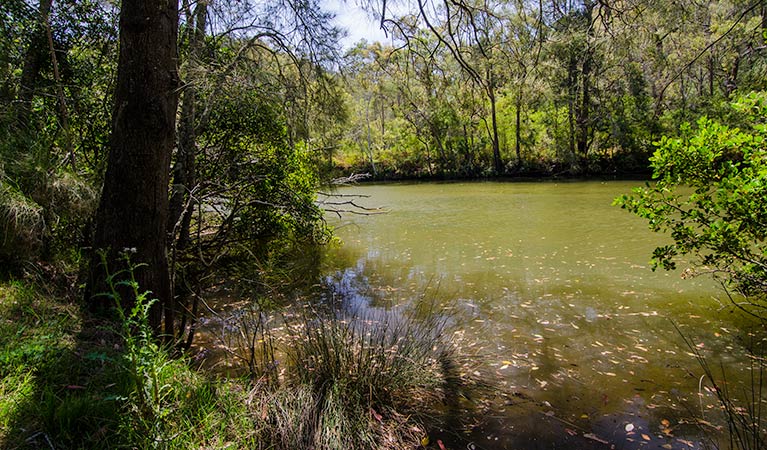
625,424,635,433
584,433,609,444
437,439,447,450
642,434,651,441
661,419,670,427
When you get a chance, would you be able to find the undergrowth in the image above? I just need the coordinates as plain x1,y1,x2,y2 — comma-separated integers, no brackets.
0,265,472,449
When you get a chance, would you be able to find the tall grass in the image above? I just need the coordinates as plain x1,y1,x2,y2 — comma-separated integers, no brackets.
1,263,474,449
276,305,460,449
677,323,767,450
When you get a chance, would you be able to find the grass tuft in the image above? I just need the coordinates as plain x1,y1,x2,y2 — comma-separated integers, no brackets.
276,305,460,449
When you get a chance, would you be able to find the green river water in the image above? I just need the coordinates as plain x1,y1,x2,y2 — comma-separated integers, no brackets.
319,180,761,450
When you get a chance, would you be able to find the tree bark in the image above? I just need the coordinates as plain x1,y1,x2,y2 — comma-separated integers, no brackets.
489,85,503,174
576,48,591,158
17,0,54,127
170,0,206,251
87,0,179,334
515,87,522,165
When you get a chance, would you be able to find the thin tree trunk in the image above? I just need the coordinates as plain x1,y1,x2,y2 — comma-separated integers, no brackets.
87,0,180,335
577,49,591,158
567,56,577,163
170,0,206,250
487,69,503,174
170,0,206,344
44,13,74,170
515,87,522,166
17,0,54,128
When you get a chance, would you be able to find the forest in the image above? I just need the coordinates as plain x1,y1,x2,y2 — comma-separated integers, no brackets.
1,0,766,448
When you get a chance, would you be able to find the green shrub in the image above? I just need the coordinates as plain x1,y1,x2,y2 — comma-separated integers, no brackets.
616,91,767,316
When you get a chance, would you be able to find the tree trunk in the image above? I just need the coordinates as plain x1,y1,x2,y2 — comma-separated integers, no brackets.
487,69,503,174
170,0,206,250
567,55,577,163
169,0,206,344
576,49,591,158
17,0,54,127
515,87,522,166
87,0,179,334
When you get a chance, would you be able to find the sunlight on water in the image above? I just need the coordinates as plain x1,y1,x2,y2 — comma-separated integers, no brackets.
321,180,759,449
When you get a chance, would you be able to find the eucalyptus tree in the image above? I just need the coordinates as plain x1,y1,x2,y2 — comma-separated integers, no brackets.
378,0,512,173
505,0,545,165
397,32,488,175
342,41,395,174
543,0,600,164
84,0,342,339
86,0,180,332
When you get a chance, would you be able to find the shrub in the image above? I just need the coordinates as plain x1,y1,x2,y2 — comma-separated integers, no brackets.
616,91,767,316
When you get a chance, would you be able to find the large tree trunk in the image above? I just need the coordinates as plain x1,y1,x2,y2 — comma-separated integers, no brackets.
86,0,179,334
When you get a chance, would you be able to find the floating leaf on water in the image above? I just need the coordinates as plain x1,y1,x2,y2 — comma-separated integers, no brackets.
584,433,609,444
642,434,651,441
661,419,670,428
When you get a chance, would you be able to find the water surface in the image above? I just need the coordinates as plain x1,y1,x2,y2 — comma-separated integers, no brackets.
321,180,756,449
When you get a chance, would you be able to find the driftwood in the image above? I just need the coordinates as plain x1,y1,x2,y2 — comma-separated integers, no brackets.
318,173,387,217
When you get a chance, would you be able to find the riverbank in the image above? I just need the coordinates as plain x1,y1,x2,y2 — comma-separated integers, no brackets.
0,269,474,449
327,153,653,183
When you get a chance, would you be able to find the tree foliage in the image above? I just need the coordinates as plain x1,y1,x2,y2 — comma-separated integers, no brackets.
616,92,767,315
336,0,766,178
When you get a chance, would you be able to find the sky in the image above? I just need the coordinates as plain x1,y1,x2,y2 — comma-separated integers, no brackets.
322,0,393,49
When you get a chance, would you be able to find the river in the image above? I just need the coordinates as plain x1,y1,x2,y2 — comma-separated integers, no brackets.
319,180,760,450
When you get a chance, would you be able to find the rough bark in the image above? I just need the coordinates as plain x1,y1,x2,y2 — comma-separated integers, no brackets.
87,0,179,334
